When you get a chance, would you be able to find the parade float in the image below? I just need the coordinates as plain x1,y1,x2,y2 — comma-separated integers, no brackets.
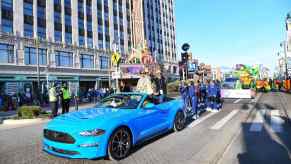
221,64,260,99
117,44,161,90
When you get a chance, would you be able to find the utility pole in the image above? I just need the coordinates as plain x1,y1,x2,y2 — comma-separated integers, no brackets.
281,41,288,80
35,38,41,104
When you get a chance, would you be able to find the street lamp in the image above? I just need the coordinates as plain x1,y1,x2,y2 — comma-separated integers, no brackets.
34,37,41,105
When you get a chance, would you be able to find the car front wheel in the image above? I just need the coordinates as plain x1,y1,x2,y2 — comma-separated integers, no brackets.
173,110,186,131
107,127,132,160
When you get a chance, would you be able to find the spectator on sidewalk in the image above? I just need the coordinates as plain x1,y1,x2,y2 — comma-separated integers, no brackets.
49,83,58,118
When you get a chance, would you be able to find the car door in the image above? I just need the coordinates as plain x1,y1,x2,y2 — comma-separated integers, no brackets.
155,100,172,127
134,96,167,141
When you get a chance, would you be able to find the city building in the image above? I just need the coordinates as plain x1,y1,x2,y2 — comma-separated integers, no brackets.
0,0,133,97
0,0,177,98
131,0,178,78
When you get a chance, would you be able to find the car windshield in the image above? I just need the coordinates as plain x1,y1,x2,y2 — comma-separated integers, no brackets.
95,94,143,109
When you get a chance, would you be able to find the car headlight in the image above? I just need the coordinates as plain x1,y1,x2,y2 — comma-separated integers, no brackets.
79,129,105,136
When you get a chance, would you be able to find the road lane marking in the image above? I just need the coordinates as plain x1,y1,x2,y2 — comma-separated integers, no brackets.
271,110,284,133
188,112,217,128
210,110,239,130
249,110,265,132
234,99,241,104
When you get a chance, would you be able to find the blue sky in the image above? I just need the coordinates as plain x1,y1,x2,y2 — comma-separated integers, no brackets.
176,0,291,70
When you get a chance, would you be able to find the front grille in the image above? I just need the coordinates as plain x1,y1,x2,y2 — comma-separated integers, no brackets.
44,129,75,144
48,146,79,155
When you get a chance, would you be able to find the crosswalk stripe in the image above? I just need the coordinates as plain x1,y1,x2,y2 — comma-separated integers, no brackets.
210,110,239,130
234,99,241,104
188,112,217,128
249,110,265,132
271,110,284,133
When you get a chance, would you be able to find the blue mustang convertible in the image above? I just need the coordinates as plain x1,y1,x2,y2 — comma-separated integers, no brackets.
43,93,185,160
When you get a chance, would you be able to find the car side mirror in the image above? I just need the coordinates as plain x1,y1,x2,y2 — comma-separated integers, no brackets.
144,103,155,109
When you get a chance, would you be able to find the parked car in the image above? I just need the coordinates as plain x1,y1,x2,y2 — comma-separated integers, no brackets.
43,93,185,160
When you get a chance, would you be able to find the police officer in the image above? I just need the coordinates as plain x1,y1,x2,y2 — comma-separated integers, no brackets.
49,83,58,118
60,83,71,114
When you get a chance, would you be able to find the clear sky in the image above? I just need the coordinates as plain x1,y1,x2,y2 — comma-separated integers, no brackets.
175,0,291,71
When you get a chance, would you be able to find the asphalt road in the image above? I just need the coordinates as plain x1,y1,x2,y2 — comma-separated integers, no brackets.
0,93,290,164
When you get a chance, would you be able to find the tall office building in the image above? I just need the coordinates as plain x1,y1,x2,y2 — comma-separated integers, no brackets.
0,0,177,97
0,0,132,96
142,0,178,77
130,0,178,77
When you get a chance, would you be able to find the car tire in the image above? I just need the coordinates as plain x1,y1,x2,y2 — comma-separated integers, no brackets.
107,127,132,161
173,110,186,132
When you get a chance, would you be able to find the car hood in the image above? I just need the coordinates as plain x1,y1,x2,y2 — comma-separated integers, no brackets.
45,108,133,132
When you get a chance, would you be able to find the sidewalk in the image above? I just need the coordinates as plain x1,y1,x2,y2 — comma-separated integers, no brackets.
0,102,96,121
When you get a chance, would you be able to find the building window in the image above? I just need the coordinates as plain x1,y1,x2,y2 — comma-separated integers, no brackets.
54,30,62,42
100,56,109,69
1,0,13,33
23,1,34,37
25,47,36,65
24,47,47,65
78,0,85,46
37,0,46,39
80,54,94,68
65,33,72,44
87,38,93,48
55,51,73,67
54,0,62,42
0,43,14,64
39,48,47,65
64,1,72,44
79,35,85,46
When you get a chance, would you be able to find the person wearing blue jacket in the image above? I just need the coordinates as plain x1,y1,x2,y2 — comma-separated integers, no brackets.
179,82,189,113
215,80,222,110
188,81,198,119
207,80,219,112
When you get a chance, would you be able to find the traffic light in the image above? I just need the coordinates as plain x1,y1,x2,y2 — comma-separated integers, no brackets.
181,52,188,63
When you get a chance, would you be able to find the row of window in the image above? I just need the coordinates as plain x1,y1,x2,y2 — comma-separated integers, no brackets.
0,43,109,69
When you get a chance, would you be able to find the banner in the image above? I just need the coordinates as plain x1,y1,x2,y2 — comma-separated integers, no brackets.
221,89,252,99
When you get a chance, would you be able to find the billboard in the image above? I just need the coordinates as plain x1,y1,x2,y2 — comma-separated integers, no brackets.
188,63,197,73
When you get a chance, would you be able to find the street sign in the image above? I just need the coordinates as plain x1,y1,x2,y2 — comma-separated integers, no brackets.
111,52,121,66
15,75,26,81
182,43,190,52
112,71,121,79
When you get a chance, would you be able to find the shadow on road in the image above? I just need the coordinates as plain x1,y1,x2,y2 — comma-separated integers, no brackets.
237,112,291,164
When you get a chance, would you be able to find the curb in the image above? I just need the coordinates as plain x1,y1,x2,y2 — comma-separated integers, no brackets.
2,118,49,125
